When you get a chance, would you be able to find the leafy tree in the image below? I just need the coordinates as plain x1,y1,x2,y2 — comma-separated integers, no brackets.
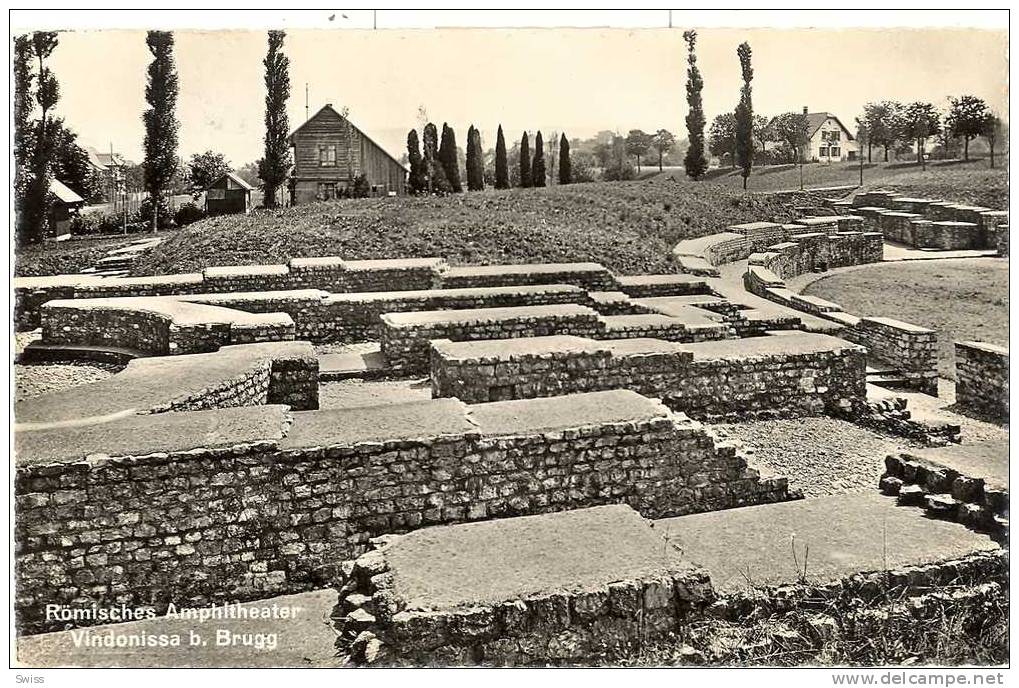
406,129,426,193
861,101,904,162
532,131,546,187
983,113,1002,169
682,30,708,180
603,135,636,181
519,132,532,188
258,30,291,209
708,113,737,166
771,112,810,165
494,125,509,189
235,161,260,187
558,133,572,184
439,123,462,192
625,129,652,173
142,31,180,230
14,35,35,244
734,42,754,190
900,102,940,168
187,150,232,194
651,129,676,172
946,95,991,161
752,115,770,153
22,32,60,245
51,120,104,203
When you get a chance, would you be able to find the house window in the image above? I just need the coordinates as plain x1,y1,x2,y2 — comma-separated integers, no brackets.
819,146,829,157
830,147,841,158
830,129,840,141
318,145,337,167
317,182,336,200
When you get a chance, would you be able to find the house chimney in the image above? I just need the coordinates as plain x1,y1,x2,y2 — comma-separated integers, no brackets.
803,106,808,115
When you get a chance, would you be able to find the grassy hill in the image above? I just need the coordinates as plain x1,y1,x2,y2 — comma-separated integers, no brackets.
658,157,1008,208
133,179,807,277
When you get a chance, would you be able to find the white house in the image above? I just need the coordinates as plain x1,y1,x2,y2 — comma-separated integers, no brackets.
767,108,859,162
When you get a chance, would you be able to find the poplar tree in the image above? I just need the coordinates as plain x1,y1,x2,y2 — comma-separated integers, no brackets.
532,131,546,187
494,125,509,189
682,30,708,180
22,32,60,245
519,132,532,188
258,30,291,208
142,31,180,230
13,35,35,246
734,41,754,190
558,134,572,185
423,123,450,193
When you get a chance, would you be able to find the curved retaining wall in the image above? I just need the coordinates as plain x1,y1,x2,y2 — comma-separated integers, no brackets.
955,341,1009,419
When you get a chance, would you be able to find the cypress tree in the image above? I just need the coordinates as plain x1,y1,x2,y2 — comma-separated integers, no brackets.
532,131,546,187
558,134,572,185
474,127,485,190
258,30,291,208
143,30,180,230
682,30,708,180
495,125,509,189
406,129,425,193
422,122,449,193
519,132,532,188
465,125,484,191
439,123,462,192
734,41,754,190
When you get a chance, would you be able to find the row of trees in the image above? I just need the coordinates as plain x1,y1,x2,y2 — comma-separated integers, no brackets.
621,129,677,173
857,96,1002,167
406,125,575,194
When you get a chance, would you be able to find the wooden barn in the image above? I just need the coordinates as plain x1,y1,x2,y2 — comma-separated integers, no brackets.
288,104,407,204
48,179,85,236
205,171,254,215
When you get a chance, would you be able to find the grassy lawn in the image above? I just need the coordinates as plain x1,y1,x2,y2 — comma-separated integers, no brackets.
133,179,805,276
657,156,1007,208
803,258,1009,379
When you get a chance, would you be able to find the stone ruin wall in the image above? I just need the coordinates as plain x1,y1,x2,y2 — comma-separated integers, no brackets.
430,336,867,421
954,341,1009,419
15,396,789,634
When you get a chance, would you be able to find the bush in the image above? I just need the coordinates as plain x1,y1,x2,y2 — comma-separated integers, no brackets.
136,198,175,230
351,175,371,199
70,211,126,236
174,202,205,227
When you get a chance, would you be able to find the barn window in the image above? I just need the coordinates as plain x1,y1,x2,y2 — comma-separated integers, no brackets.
319,145,337,167
317,182,336,199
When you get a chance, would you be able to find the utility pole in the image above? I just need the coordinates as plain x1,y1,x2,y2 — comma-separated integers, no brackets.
305,83,309,122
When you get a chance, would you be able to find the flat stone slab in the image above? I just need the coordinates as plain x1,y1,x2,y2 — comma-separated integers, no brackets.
683,331,861,361
325,284,583,304
16,589,342,668
431,334,607,361
615,274,707,287
381,303,597,327
728,221,784,233
443,262,606,277
204,264,289,277
657,492,1000,593
43,296,292,329
16,405,288,467
632,298,725,324
600,314,689,331
385,504,694,610
15,341,315,425
902,439,1008,490
318,349,388,381
282,398,475,449
343,257,445,271
467,389,670,437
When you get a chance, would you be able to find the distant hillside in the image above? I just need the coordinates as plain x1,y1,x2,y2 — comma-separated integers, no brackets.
133,178,804,277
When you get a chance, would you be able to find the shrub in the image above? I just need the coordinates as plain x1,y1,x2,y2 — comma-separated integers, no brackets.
351,175,371,199
174,202,205,227
70,211,127,236
136,198,175,230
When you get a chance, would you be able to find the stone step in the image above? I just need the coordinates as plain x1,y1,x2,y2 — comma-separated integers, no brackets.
319,349,390,381
18,341,147,365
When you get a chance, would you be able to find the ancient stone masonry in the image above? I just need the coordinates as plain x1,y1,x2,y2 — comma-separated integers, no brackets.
14,390,792,634
955,341,1009,420
440,263,618,292
880,441,1009,541
431,332,867,421
329,506,715,665
842,317,938,395
843,190,1006,250
38,297,295,357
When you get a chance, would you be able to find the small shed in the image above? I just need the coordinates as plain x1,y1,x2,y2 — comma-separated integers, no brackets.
48,179,85,236
204,172,254,215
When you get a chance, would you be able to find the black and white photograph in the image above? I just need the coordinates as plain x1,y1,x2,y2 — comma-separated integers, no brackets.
7,8,1011,678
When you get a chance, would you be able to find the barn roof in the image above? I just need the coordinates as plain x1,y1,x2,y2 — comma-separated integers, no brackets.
206,171,256,191
289,104,409,173
49,179,85,204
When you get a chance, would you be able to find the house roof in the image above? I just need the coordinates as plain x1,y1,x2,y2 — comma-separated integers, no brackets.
766,112,856,142
207,171,256,191
50,179,85,204
86,147,128,168
289,104,409,173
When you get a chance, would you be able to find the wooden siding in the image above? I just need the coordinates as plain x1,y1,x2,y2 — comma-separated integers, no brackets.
290,106,406,197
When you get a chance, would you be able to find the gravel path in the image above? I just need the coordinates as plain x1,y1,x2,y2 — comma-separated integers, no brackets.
713,417,924,498
15,362,121,402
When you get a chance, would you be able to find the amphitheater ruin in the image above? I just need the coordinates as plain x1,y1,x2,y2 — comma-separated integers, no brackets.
13,189,1009,666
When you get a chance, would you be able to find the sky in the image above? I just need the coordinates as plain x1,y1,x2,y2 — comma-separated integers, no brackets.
38,26,1009,167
